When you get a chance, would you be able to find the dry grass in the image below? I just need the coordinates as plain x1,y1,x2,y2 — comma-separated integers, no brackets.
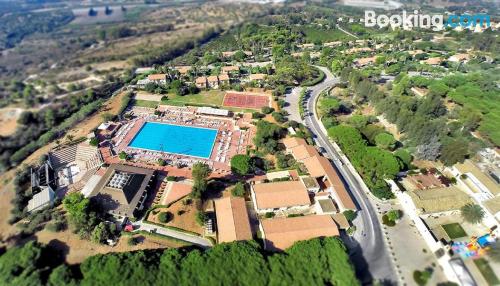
36,228,183,264
148,201,203,235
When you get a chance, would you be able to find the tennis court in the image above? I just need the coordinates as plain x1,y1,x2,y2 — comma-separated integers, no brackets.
223,92,270,110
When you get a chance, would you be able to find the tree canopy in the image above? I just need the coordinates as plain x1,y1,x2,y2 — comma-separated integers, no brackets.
0,238,359,286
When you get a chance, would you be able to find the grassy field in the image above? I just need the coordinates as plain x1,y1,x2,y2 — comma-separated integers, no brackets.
164,90,225,106
299,26,354,42
474,258,500,285
134,99,159,108
441,223,467,239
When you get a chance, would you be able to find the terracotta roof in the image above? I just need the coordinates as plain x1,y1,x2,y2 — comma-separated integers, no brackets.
290,144,319,161
222,66,239,72
354,57,377,66
448,53,470,62
282,137,307,149
214,196,252,243
303,155,356,210
218,74,230,81
421,57,443,65
175,66,192,74
195,76,207,84
207,75,219,83
252,181,310,210
261,215,339,251
164,181,192,205
331,213,350,230
406,173,444,190
148,74,166,81
249,73,266,81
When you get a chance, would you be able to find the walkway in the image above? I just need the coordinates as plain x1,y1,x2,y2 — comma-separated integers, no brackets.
137,221,213,248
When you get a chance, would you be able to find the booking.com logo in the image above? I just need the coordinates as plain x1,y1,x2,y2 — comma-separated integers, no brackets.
365,10,491,31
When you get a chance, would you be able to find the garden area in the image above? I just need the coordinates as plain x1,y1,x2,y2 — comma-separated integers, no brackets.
147,198,203,235
474,258,500,285
441,223,467,240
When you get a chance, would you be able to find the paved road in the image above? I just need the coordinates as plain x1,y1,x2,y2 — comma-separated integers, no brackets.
303,66,397,284
137,221,212,248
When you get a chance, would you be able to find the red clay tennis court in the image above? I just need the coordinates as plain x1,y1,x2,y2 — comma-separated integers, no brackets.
223,92,270,110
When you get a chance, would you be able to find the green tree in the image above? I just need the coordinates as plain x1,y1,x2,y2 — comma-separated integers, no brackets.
387,210,401,222
343,210,357,222
375,133,397,150
230,155,252,176
91,222,110,244
191,162,211,199
118,151,128,160
48,264,77,286
440,138,469,166
231,182,245,197
460,203,485,224
158,212,173,223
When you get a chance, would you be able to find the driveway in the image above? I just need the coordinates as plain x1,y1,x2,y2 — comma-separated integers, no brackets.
284,87,303,123
137,221,212,248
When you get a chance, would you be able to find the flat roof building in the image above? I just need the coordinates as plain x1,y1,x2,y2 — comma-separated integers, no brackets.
214,196,252,243
89,164,155,218
261,215,339,251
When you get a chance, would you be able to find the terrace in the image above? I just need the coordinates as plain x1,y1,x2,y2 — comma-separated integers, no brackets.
106,105,255,175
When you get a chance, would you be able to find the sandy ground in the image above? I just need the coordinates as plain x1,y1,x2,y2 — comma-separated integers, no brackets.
0,91,128,246
0,107,22,136
36,228,184,264
91,60,131,72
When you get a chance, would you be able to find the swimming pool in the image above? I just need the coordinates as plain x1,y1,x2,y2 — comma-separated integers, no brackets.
128,122,217,158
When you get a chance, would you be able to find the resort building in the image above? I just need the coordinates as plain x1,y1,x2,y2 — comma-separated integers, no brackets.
353,56,377,67
221,66,240,75
214,196,253,243
248,73,267,82
218,74,230,86
420,57,443,66
250,180,311,214
408,186,472,215
88,164,156,218
31,161,57,193
323,41,342,47
207,75,220,89
147,73,167,84
195,76,207,89
260,215,340,251
282,137,307,151
448,53,470,63
289,144,319,161
27,187,56,213
174,66,192,75
302,155,357,211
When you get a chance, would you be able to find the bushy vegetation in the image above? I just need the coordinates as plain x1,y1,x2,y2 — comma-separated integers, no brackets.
0,237,357,285
0,83,122,171
253,121,287,155
328,125,400,199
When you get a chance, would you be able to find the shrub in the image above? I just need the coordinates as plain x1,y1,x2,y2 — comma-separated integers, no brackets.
166,176,176,181
195,211,207,226
382,214,395,227
387,210,401,222
264,212,275,219
158,159,166,166
261,106,274,114
89,137,99,146
343,210,357,222
127,237,138,246
158,212,173,223
231,182,245,197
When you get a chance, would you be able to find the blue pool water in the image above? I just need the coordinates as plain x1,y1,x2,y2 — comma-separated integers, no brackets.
128,122,217,158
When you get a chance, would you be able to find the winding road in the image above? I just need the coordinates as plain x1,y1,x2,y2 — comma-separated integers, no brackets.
300,66,397,284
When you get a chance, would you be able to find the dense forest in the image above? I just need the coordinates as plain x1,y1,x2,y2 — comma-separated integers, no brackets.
0,237,359,286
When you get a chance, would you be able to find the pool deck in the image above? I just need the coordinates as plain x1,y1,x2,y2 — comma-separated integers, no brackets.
102,106,255,176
